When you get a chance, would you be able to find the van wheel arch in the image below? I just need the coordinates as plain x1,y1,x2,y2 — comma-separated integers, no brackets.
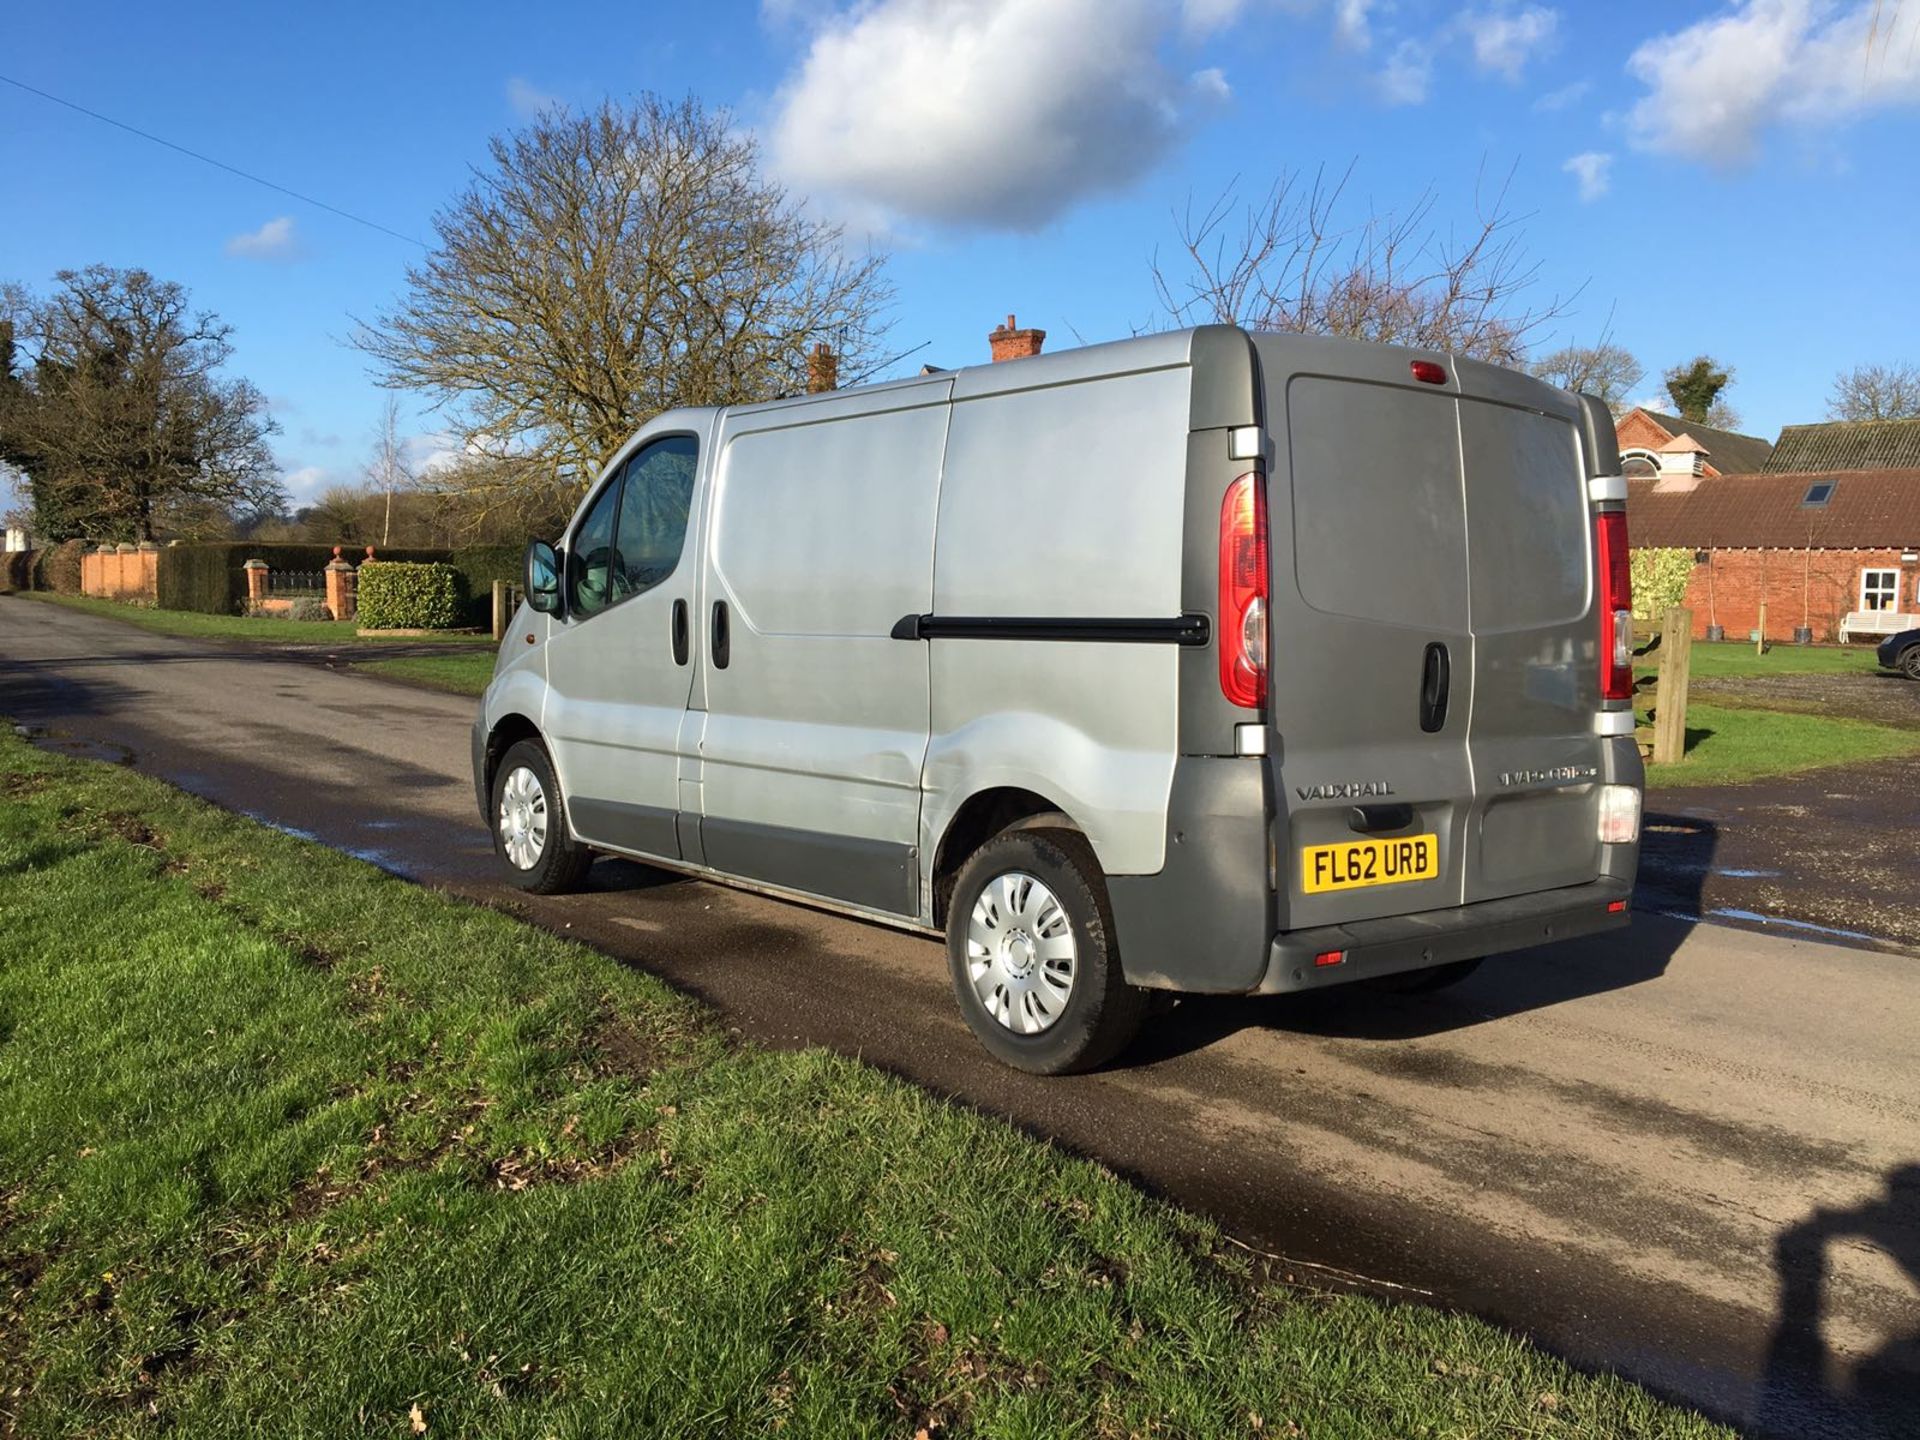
931,788,1083,927
484,713,546,802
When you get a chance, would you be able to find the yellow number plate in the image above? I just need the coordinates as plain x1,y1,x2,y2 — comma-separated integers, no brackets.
1302,834,1440,894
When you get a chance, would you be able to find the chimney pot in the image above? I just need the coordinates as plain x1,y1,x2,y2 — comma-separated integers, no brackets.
807,340,839,394
989,312,1046,363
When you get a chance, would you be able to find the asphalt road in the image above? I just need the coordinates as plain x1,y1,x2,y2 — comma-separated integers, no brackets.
4,596,1917,1439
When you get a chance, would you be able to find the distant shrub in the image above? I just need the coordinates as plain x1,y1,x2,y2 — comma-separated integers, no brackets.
1631,547,1697,621
33,540,86,594
287,597,333,622
0,550,34,592
356,561,464,630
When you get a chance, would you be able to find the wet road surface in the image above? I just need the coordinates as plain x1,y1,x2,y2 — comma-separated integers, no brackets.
3,596,1917,1438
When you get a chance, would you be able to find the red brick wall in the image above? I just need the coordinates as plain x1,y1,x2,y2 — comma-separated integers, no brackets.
80,549,158,602
1615,409,1724,477
1672,548,1916,640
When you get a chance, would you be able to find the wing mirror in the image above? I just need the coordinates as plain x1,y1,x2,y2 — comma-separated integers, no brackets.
524,539,562,615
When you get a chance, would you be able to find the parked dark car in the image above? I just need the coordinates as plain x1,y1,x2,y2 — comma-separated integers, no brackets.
1877,627,1920,679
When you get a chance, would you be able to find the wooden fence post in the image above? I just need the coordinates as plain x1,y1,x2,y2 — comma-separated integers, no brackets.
492,580,509,641
1755,600,1767,655
1652,605,1694,767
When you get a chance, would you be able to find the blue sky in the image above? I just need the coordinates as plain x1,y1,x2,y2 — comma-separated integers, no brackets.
4,0,1918,511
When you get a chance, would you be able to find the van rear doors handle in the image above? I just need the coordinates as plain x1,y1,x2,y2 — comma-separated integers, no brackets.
1419,642,1450,733
671,599,689,666
710,599,730,669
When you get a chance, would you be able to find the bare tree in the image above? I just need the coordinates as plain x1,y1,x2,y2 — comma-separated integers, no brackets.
355,95,892,525
0,267,281,540
1150,163,1570,364
1827,361,1920,422
363,396,415,547
1529,341,1644,408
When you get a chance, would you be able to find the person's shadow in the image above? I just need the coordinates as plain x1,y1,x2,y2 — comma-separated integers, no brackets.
1759,1164,1920,1438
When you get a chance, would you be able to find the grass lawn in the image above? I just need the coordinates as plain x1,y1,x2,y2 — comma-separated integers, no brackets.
1646,701,1920,788
17,591,496,645
356,651,498,696
1634,638,1884,681
0,730,1727,1437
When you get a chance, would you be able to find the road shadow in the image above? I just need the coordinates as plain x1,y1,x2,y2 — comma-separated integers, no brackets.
1130,817,1715,1060
1758,1164,1920,1440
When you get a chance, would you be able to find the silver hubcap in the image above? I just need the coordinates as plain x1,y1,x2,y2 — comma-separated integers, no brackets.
498,766,549,870
965,870,1077,1035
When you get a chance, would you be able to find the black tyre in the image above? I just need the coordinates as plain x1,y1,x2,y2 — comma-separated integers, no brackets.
1901,645,1920,681
1366,957,1483,994
490,739,593,894
946,828,1147,1075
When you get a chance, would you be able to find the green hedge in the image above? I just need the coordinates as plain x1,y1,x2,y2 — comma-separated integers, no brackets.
0,550,34,593
33,540,86,594
356,561,465,630
447,544,524,625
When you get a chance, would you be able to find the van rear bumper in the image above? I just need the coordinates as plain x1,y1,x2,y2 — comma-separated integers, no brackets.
1254,878,1633,994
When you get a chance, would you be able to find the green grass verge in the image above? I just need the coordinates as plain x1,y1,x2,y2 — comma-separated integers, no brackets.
1634,639,1885,680
0,730,1727,1437
355,652,498,696
1647,701,1920,788
17,591,496,645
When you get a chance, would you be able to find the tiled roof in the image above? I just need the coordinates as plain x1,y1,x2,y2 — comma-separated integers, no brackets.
1629,410,1775,476
1764,418,1920,473
1628,469,1920,549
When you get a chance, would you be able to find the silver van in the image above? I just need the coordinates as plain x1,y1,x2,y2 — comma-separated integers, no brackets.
472,327,1643,1073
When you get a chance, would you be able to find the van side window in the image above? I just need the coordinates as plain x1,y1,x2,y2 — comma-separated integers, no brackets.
566,473,622,620
613,436,698,601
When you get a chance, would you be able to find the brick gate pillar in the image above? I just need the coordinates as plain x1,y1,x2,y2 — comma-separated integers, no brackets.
243,558,269,612
325,549,357,622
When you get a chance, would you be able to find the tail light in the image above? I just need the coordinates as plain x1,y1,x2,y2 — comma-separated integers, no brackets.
1219,473,1269,709
1595,510,1633,701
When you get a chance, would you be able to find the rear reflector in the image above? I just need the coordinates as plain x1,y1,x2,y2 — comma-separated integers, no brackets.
1594,510,1634,701
1410,360,1448,385
1313,950,1346,967
1218,473,1269,710
1597,784,1641,845
1607,899,1630,913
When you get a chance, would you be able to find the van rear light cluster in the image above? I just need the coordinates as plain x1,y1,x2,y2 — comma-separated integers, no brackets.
1219,473,1269,709
1597,784,1640,845
1594,510,1633,702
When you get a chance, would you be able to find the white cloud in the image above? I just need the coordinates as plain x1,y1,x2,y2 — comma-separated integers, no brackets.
1191,66,1234,103
1628,0,1920,164
1534,77,1591,111
1332,0,1374,50
224,216,300,261
768,0,1211,231
1457,4,1559,81
1563,150,1613,202
1180,0,1251,35
281,465,330,502
506,76,560,119
1377,39,1433,105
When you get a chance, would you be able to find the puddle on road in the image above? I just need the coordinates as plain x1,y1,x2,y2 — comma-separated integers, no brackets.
13,723,135,766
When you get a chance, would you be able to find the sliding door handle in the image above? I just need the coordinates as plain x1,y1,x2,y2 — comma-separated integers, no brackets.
711,599,730,670
670,599,689,665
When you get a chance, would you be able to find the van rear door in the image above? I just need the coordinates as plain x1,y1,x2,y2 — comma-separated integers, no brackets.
1252,335,1605,930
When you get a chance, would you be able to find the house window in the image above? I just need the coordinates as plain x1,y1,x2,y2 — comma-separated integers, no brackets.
1861,568,1898,611
1620,449,1659,478
1801,481,1835,507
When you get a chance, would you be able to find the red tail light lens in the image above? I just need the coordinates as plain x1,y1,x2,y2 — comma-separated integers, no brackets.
1219,473,1269,709
1595,510,1633,701
1409,360,1448,385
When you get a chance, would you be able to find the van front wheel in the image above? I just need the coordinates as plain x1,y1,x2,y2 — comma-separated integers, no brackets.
490,739,592,894
946,829,1146,1075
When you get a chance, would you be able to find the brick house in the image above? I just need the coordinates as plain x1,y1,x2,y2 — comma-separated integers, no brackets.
1625,417,1920,643
1615,407,1774,478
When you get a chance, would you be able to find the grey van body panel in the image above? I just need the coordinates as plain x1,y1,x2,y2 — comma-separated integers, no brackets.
1105,756,1272,992
701,817,918,915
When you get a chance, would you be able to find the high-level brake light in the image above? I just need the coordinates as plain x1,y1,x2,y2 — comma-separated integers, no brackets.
1410,360,1448,385
1595,510,1634,702
1219,473,1269,710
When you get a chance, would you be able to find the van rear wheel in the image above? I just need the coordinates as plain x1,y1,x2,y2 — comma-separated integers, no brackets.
946,828,1146,1075
491,739,592,894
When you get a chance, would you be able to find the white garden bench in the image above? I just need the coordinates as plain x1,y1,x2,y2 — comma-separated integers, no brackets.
1839,610,1920,643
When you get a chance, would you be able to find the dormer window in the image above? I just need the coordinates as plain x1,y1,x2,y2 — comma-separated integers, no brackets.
1801,481,1835,507
1621,449,1659,478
